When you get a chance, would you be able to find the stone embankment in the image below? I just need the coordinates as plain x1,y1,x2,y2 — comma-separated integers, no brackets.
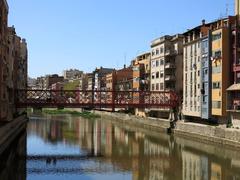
94,110,240,149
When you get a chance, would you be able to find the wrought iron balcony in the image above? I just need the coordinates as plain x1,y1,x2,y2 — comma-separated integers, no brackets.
165,75,176,81
165,63,176,69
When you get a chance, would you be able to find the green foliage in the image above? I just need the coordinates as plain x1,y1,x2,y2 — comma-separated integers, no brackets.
43,109,100,119
64,80,80,90
63,80,80,97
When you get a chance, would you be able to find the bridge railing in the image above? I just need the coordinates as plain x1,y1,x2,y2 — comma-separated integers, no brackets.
15,89,179,109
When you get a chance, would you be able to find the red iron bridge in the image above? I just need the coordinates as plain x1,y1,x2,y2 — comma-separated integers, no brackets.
15,90,179,110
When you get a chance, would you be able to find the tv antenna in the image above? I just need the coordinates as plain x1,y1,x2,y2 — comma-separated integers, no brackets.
226,3,229,17
124,53,127,67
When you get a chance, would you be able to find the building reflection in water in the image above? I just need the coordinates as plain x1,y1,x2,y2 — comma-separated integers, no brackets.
27,114,240,180
0,130,27,180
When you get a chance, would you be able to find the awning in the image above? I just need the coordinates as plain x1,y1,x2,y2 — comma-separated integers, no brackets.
227,84,240,91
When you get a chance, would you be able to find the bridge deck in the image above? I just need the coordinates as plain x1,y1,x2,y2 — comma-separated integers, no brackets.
16,90,179,109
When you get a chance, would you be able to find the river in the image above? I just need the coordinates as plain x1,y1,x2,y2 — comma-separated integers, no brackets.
1,114,240,180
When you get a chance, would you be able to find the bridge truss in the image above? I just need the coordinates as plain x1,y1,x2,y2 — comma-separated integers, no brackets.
16,89,179,110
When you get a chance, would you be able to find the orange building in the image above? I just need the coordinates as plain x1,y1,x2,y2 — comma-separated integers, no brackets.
132,52,151,91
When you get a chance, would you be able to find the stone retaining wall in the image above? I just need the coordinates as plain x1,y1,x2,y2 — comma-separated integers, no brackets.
94,110,240,149
175,121,240,148
94,111,170,132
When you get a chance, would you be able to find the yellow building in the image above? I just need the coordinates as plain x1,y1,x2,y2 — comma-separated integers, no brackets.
211,19,230,119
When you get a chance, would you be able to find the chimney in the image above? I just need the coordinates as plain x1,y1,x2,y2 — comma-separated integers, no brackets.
124,64,126,69
202,19,206,25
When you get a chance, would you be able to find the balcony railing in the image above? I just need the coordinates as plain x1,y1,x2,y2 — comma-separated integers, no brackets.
165,75,176,81
165,63,176,69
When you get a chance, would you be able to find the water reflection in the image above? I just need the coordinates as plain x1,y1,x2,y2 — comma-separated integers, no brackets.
27,114,240,180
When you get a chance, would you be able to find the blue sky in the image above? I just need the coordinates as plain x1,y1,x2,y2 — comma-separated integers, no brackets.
8,0,234,78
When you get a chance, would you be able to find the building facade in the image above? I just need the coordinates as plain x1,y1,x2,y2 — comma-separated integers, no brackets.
150,35,183,94
0,0,28,121
183,27,203,119
63,69,83,80
210,19,231,120
78,73,88,91
93,67,114,91
201,35,212,120
131,52,151,91
183,18,235,123
115,66,133,91
0,0,9,121
106,73,113,91
150,34,183,117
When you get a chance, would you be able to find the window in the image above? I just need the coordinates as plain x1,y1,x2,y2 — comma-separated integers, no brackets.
160,47,164,54
202,40,208,53
194,43,197,55
212,33,222,41
152,61,156,68
152,50,155,56
185,86,188,97
213,51,222,59
156,72,160,78
184,47,188,57
152,73,155,79
156,49,159,55
194,85,197,97
212,66,221,73
205,69,208,74
212,101,221,109
174,43,178,52
160,83,164,90
156,83,159,90
213,82,221,89
237,72,240,78
198,70,200,76
152,84,155,91
160,71,164,78
160,59,164,65
156,60,159,67
203,95,207,103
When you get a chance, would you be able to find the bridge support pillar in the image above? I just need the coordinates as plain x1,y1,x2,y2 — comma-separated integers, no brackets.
168,108,178,133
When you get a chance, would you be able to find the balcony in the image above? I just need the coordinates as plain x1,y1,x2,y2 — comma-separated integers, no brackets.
165,87,175,91
165,63,176,69
165,50,177,56
165,50,171,56
227,98,240,112
165,75,175,81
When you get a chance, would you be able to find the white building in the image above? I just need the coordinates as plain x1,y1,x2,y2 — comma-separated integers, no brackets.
182,27,202,118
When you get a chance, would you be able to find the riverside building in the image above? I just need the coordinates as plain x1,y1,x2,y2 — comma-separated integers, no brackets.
0,0,28,121
226,0,240,127
150,34,183,117
183,17,237,124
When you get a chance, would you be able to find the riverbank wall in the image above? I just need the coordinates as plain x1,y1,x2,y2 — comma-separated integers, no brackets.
94,110,240,149
0,115,28,155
